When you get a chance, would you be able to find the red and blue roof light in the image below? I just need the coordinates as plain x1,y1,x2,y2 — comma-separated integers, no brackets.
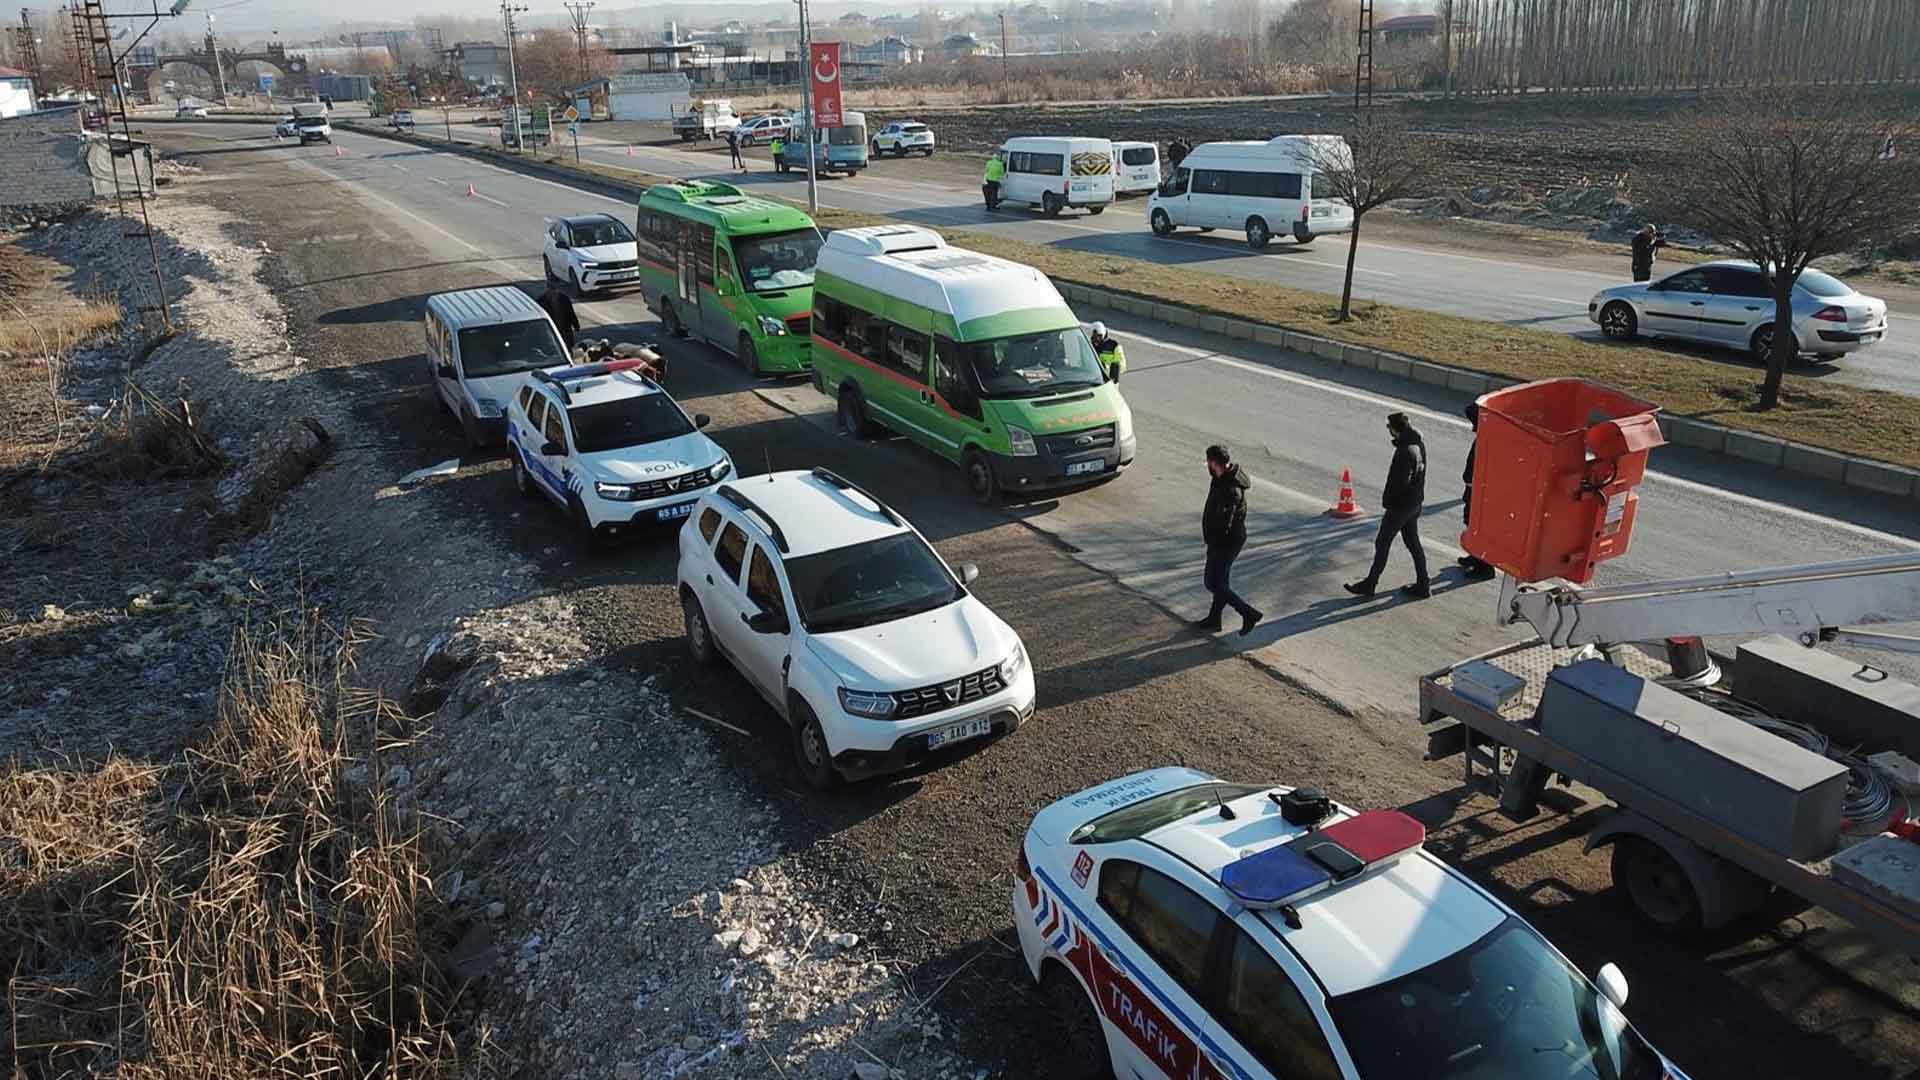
539,358,651,383
1221,810,1426,911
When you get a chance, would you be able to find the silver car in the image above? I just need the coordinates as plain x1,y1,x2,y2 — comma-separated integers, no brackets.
1588,260,1888,365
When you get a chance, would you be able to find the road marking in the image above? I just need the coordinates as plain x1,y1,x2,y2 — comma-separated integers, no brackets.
392,163,410,173
1121,330,1920,550
1511,292,1588,307
685,707,752,737
428,175,449,185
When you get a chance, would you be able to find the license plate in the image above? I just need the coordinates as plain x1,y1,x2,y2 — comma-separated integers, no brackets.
1859,333,1880,343
926,716,992,750
1065,459,1106,477
656,502,695,522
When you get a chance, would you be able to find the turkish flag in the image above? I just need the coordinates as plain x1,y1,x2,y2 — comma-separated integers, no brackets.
810,42,843,130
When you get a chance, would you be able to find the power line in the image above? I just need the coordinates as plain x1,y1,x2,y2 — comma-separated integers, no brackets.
563,0,593,86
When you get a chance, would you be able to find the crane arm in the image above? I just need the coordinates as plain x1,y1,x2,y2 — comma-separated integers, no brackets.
1498,552,1920,653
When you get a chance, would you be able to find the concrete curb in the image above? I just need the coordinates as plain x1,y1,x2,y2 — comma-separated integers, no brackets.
324,123,1920,502
1065,284,1920,501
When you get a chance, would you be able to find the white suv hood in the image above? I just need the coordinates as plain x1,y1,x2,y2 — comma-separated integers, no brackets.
807,596,1015,689
576,241,637,263
585,432,725,483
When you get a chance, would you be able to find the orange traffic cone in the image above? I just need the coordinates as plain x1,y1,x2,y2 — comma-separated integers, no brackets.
465,182,477,197
1326,468,1364,519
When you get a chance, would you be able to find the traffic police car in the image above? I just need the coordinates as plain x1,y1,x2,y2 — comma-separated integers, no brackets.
1013,768,1688,1080
507,359,733,548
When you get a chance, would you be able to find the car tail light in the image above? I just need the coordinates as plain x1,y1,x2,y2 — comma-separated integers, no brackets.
1015,842,1032,881
1812,305,1850,323
1299,203,1310,222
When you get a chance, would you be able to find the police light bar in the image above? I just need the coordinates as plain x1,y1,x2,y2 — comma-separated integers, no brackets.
1221,810,1426,912
536,358,649,383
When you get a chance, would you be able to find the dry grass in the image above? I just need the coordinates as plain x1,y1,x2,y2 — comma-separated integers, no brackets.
1,617,479,1078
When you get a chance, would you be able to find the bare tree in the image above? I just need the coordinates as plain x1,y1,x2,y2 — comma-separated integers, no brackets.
1307,118,1434,321
1645,88,1920,411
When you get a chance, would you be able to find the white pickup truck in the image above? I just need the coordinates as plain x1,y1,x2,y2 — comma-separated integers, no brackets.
671,99,740,142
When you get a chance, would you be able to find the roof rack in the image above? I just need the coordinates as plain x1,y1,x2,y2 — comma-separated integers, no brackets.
717,484,789,553
810,467,901,525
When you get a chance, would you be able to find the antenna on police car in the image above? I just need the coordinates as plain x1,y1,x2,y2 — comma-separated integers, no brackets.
763,447,774,480
1212,784,1236,821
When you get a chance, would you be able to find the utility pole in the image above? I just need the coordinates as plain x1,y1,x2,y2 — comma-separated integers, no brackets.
794,0,815,211
564,0,593,85
205,11,226,103
501,0,526,150
1353,0,1373,111
996,11,1007,85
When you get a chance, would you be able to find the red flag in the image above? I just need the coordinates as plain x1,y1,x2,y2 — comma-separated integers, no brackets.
810,42,843,130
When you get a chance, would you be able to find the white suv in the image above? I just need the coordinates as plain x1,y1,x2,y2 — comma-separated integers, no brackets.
543,214,642,298
677,468,1035,788
871,120,935,157
507,359,734,550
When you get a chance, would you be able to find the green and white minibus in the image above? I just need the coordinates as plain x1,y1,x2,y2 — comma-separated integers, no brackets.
810,225,1135,502
633,179,823,376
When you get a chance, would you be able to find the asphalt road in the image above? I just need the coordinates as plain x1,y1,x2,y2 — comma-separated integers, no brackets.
413,114,1920,400
159,121,1920,1079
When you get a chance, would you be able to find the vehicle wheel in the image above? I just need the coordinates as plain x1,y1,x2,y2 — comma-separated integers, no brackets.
1042,192,1062,218
963,448,1001,504
1750,324,1799,367
791,701,842,790
544,260,558,286
1599,301,1639,340
837,387,875,439
1150,208,1173,237
1042,969,1112,1080
737,332,760,377
924,147,934,157
511,449,537,499
660,300,686,338
682,590,720,667
569,495,607,555
1246,216,1271,250
1611,838,1704,938
1086,204,1104,216
871,140,881,156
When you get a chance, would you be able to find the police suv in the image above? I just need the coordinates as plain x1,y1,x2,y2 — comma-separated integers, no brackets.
677,468,1034,789
1014,768,1688,1080
507,359,733,548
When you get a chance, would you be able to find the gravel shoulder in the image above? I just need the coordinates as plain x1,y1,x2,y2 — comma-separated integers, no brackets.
92,128,1920,1079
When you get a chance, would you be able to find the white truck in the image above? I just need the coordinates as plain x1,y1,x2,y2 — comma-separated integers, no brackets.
671,98,740,142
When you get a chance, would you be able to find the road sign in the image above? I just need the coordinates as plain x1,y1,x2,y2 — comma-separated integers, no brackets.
259,73,275,94
561,104,579,122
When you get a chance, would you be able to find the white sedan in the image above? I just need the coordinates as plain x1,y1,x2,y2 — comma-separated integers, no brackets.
542,214,642,299
1589,260,1888,366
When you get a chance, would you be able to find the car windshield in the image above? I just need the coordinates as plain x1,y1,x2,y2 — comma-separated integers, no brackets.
1796,268,1853,298
961,328,1108,399
732,228,823,292
456,319,569,379
295,116,326,127
783,532,962,633
828,124,866,146
1326,917,1664,1080
1069,783,1270,844
566,393,693,454
571,218,633,247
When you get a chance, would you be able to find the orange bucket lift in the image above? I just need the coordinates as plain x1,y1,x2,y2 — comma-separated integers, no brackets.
1462,378,1664,585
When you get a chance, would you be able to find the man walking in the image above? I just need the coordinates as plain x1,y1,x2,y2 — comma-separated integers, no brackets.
726,126,744,171
1457,403,1496,580
1344,412,1432,600
982,152,1005,211
1630,223,1666,283
1194,444,1262,635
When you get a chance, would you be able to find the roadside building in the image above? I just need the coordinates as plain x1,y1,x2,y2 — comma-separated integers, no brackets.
604,70,691,121
1377,13,1441,46
850,37,921,67
0,66,36,118
450,41,512,87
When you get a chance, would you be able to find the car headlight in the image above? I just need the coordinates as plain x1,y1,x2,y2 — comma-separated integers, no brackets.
838,687,897,718
758,315,788,336
1114,400,1134,444
709,459,732,481
577,261,599,269
1006,424,1038,457
998,641,1027,683
473,397,503,419
594,480,639,501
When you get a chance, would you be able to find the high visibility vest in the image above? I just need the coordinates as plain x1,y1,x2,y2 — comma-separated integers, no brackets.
1095,339,1125,374
984,157,1005,183
771,138,784,156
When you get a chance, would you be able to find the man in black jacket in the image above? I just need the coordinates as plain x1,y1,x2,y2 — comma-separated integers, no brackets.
1344,412,1432,599
1195,444,1262,635
1457,404,1496,580
1630,223,1666,283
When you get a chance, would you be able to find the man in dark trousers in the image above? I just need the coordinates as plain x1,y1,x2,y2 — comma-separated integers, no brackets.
1195,444,1263,635
726,126,744,170
540,285,579,351
1630,223,1666,283
1457,404,1496,580
1344,412,1432,599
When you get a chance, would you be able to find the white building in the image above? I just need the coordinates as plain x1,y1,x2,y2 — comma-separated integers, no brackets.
606,70,691,120
0,66,36,118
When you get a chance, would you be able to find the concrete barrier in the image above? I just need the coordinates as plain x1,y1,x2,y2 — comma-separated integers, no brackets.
1660,416,1727,454
1198,314,1230,336
1253,326,1288,348
1407,360,1453,388
1844,459,1919,498
1781,443,1850,483
1722,430,1787,468
1153,304,1200,329
1446,370,1492,396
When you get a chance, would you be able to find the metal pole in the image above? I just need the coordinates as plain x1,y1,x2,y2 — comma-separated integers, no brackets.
798,0,815,212
502,1,526,151
999,12,1008,84
564,0,594,86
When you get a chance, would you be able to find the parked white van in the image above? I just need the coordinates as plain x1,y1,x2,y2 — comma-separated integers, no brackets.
1146,134,1356,249
424,286,573,448
990,136,1115,217
1111,141,1162,195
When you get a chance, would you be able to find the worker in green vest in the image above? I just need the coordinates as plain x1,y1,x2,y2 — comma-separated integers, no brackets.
1089,322,1125,382
769,135,785,173
982,152,1005,210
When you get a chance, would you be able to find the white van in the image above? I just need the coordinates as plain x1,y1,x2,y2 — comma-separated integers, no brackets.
1146,134,1356,249
991,136,1115,217
1111,141,1162,195
424,286,573,448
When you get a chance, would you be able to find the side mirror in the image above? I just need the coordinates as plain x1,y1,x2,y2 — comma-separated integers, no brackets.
694,413,712,429
554,239,569,249
540,440,565,456
435,362,456,379
1594,962,1629,1009
959,562,980,585
744,610,788,635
